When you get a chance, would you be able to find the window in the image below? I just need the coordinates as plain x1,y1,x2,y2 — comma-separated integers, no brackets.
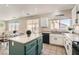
60,19,71,26
26,19,39,34
59,19,71,30
50,20,59,30
8,22,19,31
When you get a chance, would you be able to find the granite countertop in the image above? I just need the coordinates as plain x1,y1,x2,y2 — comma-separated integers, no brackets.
64,33,79,42
9,34,40,44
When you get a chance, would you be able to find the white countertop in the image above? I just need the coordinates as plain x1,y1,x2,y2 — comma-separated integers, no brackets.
64,33,79,42
9,34,40,44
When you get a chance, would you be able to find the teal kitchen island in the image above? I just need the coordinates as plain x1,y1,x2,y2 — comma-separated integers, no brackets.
9,34,43,55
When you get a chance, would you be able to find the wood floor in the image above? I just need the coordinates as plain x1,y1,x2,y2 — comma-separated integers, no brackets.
0,42,66,55
42,44,66,55
0,42,9,55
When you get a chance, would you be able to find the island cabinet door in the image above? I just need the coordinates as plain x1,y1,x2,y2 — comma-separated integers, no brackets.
26,45,37,55
9,40,25,55
37,37,43,55
9,40,15,55
25,39,37,55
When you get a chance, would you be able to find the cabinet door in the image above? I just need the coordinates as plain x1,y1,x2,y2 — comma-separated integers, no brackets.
9,40,25,55
40,17,49,28
50,36,57,45
26,45,37,55
64,37,72,55
72,5,77,25
37,37,43,54
9,40,15,55
56,37,64,46
25,40,37,51
50,34,64,46
66,43,72,55
25,39,37,55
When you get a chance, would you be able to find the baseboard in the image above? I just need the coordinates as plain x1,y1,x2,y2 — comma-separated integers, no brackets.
49,43,64,47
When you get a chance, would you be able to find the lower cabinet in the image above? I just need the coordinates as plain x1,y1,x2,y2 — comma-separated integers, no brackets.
9,36,43,55
9,40,25,55
50,34,64,46
26,45,37,55
37,37,43,54
64,36,72,55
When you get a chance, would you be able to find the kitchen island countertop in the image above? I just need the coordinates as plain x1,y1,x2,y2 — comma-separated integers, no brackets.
9,34,40,44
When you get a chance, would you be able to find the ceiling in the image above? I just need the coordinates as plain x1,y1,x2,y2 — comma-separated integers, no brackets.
0,4,74,21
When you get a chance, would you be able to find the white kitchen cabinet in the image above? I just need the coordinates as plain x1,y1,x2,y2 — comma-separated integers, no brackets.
40,17,49,28
64,36,72,55
71,5,79,25
77,5,79,22
50,34,64,46
72,5,77,25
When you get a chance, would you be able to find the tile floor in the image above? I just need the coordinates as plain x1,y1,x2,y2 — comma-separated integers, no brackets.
42,44,66,55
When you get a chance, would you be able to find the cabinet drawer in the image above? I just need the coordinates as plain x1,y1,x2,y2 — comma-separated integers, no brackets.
26,40,37,51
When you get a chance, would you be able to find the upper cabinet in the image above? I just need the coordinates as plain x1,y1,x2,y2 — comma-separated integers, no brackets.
77,5,79,23
40,17,49,28
72,5,79,25
72,5,79,33
71,5,77,25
